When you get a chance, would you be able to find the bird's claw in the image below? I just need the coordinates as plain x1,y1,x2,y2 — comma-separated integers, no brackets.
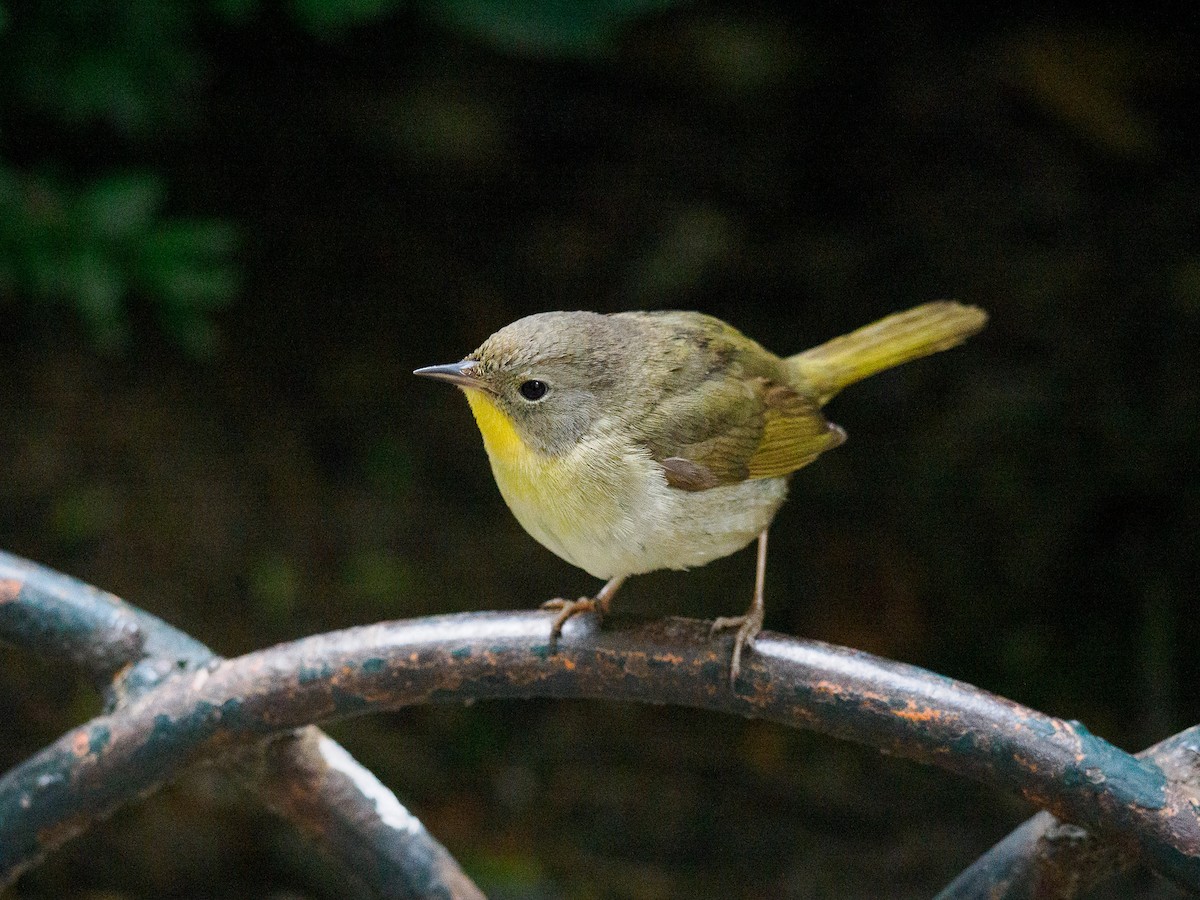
542,596,601,642
711,612,763,686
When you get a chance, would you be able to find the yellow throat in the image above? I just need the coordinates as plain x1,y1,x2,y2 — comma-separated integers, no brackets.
462,387,585,552
463,388,535,472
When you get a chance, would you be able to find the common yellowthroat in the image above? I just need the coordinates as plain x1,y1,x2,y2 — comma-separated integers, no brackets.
416,302,986,681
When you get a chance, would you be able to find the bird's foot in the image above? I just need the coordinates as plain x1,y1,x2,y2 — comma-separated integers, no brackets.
542,595,608,641
541,576,625,647
710,607,764,686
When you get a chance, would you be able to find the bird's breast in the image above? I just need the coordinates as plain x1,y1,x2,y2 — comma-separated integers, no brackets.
462,388,786,579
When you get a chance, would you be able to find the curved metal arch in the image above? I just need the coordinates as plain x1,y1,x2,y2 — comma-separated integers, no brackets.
3,595,1199,895
0,551,482,900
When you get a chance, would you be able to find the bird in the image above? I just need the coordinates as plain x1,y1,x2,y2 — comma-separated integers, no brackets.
415,302,987,682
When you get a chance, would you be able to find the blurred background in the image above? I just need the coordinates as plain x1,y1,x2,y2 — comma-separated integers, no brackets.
1,1,1197,897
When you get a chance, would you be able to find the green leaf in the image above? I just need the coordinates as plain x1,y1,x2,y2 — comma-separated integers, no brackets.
149,265,240,308
134,218,240,354
140,219,239,260
6,0,200,134
61,249,128,347
79,175,165,240
1,167,238,354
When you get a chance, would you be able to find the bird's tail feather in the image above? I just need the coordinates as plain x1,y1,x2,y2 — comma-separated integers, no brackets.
787,301,988,405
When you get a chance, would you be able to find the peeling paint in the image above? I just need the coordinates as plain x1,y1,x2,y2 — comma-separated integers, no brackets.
316,735,422,835
3,551,1198,896
891,699,950,724
298,664,332,685
87,726,111,756
0,550,482,899
1067,722,1167,811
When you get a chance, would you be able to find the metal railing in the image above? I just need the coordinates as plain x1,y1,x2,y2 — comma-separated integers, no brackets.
2,550,1197,898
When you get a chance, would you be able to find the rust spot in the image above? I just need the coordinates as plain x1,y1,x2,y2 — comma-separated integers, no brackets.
0,578,21,603
561,658,576,671
71,731,90,758
1022,787,1052,810
892,701,945,724
812,680,891,708
814,679,847,696
1013,753,1039,774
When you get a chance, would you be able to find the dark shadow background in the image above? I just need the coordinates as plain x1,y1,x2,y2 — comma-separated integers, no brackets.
1,2,1197,897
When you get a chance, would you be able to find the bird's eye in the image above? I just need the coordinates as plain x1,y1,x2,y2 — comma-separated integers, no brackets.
518,379,548,401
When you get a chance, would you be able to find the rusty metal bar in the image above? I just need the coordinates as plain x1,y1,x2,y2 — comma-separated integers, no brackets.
0,551,483,900
2,609,1197,893
938,724,1200,899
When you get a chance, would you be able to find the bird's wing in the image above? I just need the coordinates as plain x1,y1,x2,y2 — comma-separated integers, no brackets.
643,376,846,492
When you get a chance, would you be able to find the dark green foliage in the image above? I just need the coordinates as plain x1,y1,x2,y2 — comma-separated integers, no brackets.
0,0,228,351
1,0,683,352
0,170,237,353
3,0,200,133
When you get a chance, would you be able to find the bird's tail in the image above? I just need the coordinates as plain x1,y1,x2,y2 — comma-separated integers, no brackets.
787,301,988,405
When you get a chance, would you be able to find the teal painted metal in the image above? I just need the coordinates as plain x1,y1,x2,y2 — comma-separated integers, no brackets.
3,600,1198,894
0,552,482,900
0,551,203,684
938,725,1200,899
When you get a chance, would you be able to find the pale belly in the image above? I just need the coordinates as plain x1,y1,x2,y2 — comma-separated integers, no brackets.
485,436,788,580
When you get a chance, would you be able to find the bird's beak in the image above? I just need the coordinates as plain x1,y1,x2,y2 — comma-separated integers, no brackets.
413,360,486,390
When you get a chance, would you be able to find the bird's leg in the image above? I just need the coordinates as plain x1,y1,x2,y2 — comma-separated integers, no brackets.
710,528,768,684
543,574,627,640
